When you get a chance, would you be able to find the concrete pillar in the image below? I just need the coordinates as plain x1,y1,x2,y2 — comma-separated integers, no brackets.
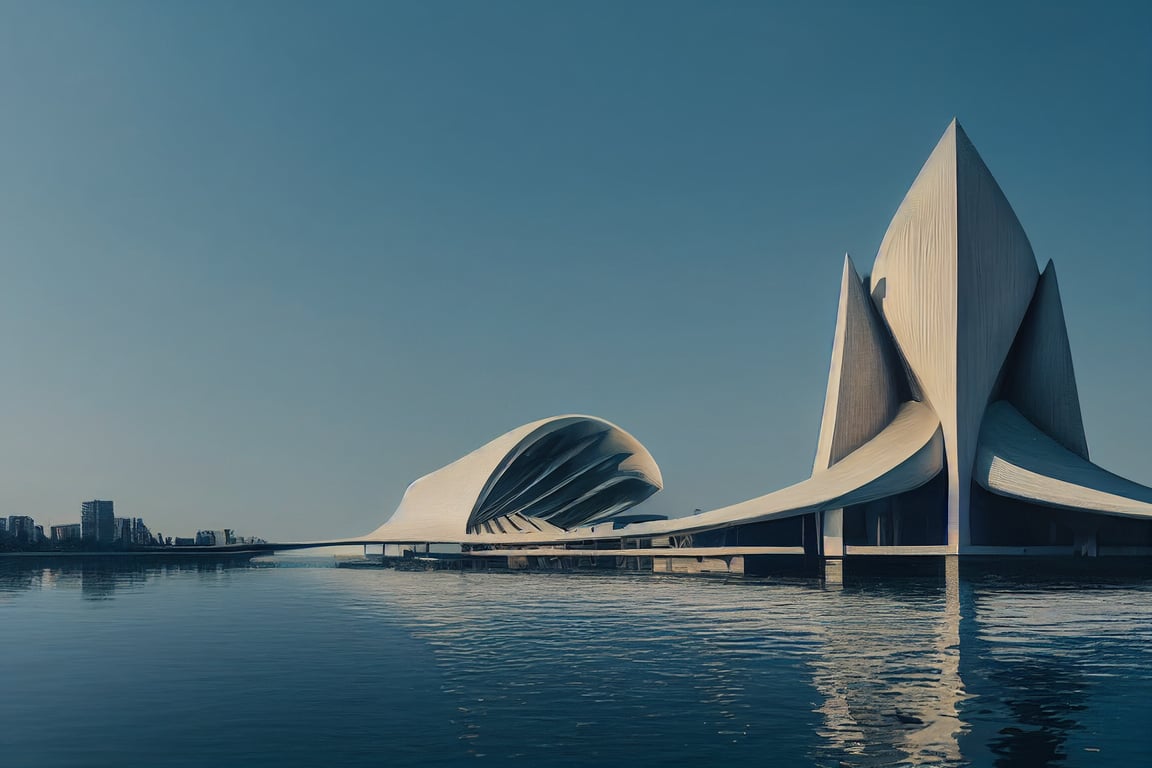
822,509,844,557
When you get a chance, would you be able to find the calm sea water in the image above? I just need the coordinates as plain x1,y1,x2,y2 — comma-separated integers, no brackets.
1,557,1149,767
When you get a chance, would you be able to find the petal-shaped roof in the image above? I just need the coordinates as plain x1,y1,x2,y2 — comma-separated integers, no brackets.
813,254,905,471
999,261,1089,459
870,120,1039,546
976,401,1152,518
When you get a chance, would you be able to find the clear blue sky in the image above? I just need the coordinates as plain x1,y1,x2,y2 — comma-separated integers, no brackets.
0,1,1148,541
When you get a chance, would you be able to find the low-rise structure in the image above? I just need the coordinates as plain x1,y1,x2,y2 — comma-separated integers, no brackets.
51,524,82,542
194,529,234,547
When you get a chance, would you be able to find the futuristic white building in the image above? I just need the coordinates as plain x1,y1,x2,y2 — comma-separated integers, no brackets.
364,415,664,543
363,120,1152,566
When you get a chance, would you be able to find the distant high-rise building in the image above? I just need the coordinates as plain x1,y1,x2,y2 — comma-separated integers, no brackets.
81,500,115,543
8,516,35,543
0,518,7,535
51,524,82,542
113,517,132,544
130,518,154,546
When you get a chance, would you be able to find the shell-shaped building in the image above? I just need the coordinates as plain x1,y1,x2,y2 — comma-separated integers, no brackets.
364,120,1151,560
364,416,664,544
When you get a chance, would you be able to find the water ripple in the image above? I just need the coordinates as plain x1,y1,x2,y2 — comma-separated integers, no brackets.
1,560,1150,767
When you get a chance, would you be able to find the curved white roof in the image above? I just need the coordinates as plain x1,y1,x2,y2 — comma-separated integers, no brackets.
620,400,943,538
362,401,942,545
976,402,1152,519
364,415,662,542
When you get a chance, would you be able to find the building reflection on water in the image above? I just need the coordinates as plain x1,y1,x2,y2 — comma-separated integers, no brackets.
955,566,1144,768
807,559,1146,767
338,560,1150,766
983,659,1086,768
806,557,967,765
0,555,258,601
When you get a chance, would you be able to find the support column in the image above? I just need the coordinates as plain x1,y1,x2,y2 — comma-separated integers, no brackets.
821,509,844,557
822,509,844,586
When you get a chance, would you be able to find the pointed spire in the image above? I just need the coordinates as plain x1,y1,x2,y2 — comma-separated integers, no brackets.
869,119,1040,548
813,254,904,471
999,260,1089,459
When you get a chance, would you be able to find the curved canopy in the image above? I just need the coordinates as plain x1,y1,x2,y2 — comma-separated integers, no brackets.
975,401,1152,519
616,400,943,538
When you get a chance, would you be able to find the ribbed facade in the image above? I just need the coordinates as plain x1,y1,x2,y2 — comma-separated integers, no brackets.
976,402,1152,517
813,255,904,471
871,120,1039,549
999,262,1089,460
365,415,662,543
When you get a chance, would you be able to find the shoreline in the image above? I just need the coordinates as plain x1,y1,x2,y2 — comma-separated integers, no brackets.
0,549,263,560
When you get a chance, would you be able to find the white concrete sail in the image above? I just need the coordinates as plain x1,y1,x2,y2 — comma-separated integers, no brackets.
999,261,1089,460
871,120,1039,549
813,254,904,472
975,402,1152,518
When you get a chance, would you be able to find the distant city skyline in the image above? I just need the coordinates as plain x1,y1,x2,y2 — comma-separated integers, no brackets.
0,496,264,551
0,2,1148,541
